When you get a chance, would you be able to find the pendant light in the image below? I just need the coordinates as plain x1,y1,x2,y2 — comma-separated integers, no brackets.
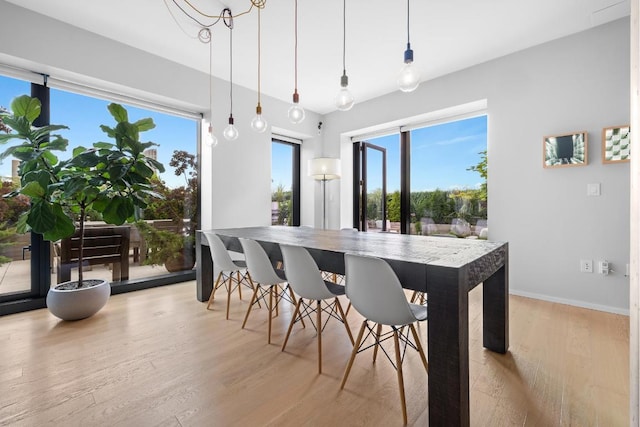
397,0,420,92
203,28,218,147
223,8,239,141
251,7,268,133
335,0,354,111
287,0,305,124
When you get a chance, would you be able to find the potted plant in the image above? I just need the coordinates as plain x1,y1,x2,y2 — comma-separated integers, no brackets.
136,149,197,272
134,220,194,272
0,95,164,320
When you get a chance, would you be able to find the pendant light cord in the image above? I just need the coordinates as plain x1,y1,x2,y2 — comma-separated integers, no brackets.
209,29,213,120
257,8,261,105
225,11,234,117
294,0,298,93
406,0,410,45
342,0,346,75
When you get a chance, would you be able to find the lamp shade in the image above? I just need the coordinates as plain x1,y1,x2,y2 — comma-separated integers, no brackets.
309,157,341,180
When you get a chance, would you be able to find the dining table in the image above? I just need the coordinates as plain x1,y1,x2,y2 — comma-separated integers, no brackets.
195,226,508,427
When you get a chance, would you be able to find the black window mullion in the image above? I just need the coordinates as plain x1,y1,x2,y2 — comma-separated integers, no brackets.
400,131,410,234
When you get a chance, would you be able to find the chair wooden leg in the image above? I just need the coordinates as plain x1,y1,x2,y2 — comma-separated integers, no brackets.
409,323,429,373
282,298,303,352
317,300,323,374
372,323,383,363
335,298,354,345
242,286,260,329
225,273,233,320
268,285,274,344
246,273,261,309
207,271,224,310
237,271,242,300
410,290,418,303
287,286,306,328
393,328,408,425
340,320,367,390
345,301,351,316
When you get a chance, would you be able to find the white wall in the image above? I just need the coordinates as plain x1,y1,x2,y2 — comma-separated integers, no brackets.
323,18,630,314
0,0,323,231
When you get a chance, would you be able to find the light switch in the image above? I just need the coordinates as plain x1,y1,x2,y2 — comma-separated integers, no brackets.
587,183,601,197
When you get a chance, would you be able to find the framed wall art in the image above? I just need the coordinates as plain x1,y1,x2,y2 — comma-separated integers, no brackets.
543,131,588,168
602,125,630,163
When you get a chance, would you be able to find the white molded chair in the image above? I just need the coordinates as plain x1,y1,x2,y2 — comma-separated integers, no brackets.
239,238,299,344
341,253,429,425
203,232,255,319
280,244,354,374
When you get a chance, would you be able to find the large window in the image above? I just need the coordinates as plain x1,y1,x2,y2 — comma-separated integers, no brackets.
271,139,300,226
353,115,488,237
410,116,488,238
0,71,199,314
50,87,199,283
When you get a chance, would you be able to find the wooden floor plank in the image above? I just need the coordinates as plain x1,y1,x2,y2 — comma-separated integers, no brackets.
0,281,629,426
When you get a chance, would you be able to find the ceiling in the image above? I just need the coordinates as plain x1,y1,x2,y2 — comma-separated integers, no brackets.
4,0,631,114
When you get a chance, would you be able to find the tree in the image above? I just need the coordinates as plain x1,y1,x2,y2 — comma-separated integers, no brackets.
424,190,455,224
467,150,487,201
366,188,382,220
387,191,401,222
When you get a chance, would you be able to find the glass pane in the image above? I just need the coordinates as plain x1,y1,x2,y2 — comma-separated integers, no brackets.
0,75,32,297
50,88,197,284
272,141,293,226
362,134,399,232
409,116,488,238
364,147,384,231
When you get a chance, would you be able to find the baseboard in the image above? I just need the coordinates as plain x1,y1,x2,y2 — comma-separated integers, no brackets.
509,289,630,316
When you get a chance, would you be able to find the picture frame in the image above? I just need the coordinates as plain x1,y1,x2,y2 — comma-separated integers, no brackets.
543,131,588,168
602,125,630,163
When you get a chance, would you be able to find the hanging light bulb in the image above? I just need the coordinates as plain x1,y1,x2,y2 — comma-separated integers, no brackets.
251,7,268,133
335,72,354,111
223,9,238,141
251,105,268,133
335,0,355,111
223,115,239,140
288,91,305,123
288,0,305,124
205,123,219,147
397,0,420,92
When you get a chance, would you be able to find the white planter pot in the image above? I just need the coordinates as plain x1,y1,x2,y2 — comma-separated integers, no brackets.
46,279,111,321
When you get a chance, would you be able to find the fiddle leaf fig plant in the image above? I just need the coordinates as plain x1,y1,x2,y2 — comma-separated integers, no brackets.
0,95,165,286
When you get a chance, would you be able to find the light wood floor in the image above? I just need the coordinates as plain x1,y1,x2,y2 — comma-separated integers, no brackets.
0,281,629,426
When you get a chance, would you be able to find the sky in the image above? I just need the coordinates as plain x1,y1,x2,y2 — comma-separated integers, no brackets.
0,75,196,189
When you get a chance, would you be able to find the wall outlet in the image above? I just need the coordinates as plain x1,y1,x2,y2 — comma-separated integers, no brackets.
580,259,593,273
598,260,610,275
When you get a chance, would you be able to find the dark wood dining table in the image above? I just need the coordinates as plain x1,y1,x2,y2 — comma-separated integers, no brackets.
195,226,508,427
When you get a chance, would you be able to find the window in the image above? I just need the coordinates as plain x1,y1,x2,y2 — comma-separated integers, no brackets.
271,139,300,226
50,87,199,283
353,115,488,238
0,70,200,314
410,116,488,238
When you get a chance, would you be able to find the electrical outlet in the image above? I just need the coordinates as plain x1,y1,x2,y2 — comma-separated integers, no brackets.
580,259,593,273
598,260,610,275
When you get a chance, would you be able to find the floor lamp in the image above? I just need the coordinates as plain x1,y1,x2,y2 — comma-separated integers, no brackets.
309,157,341,229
